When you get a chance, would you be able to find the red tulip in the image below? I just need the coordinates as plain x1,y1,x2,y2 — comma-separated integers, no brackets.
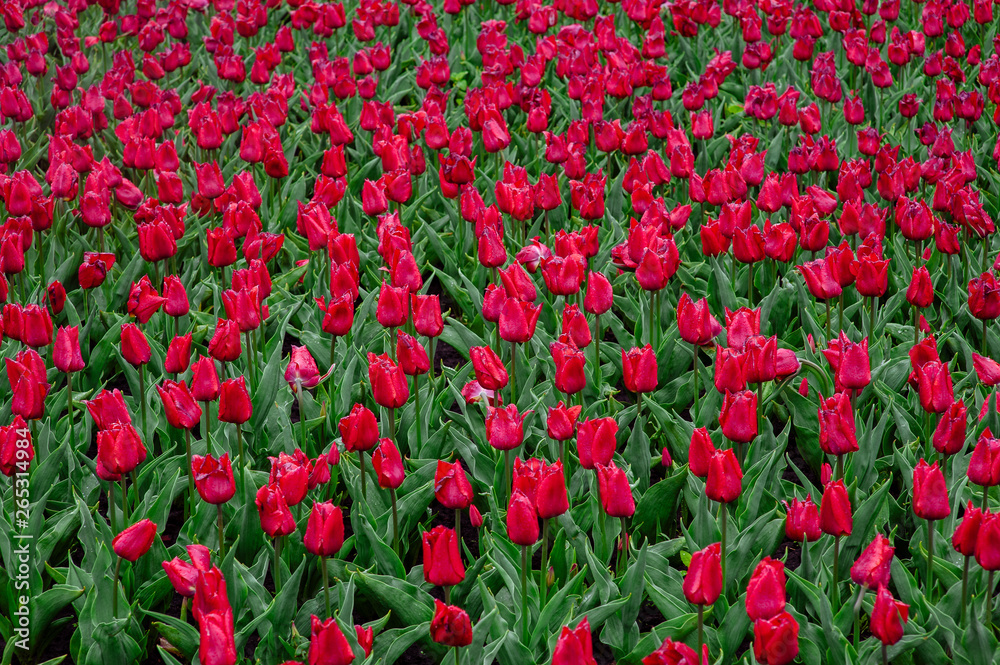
113,519,158,561
434,460,474,509
706,448,743,504
304,502,345,557
870,585,908,646
746,557,786,621
817,392,859,456
308,615,355,665
208,319,242,362
906,266,934,308
507,488,540,545
621,345,658,393
953,503,983,556
367,352,409,408
683,542,722,606
552,618,598,665
469,346,508,391
719,390,758,443
913,459,950,520
286,346,321,391
411,293,444,337
970,272,1000,320
339,404,379,452
218,377,252,424
819,479,853,537
429,600,473,647
268,451,310,506
192,453,236,504
157,380,202,430
165,334,193,374
53,326,84,373
547,402,582,441
916,360,954,414
850,533,895,590
120,323,151,366
551,340,586,395
255,483,297,537
577,417,618,470
372,438,405,489
783,495,822,542
584,271,613,315
643,637,703,665
596,462,635,517
677,293,722,346
191,357,222,402
752,612,799,665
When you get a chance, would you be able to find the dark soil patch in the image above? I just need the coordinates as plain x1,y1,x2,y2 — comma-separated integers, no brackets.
637,600,666,634
773,540,802,570
398,643,437,664
434,340,463,373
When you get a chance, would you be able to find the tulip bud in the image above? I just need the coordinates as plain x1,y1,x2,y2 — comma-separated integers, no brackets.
706,448,743,504
308,615,355,665
254,483,297,538
304,501,345,557
752,612,800,665
953,502,983,557
372,438,405,489
683,542,722,606
53,326,85,373
429,600,473,647
192,453,236,505
113,519,158,561
850,533,895,590
339,404,380,452
423,525,465,586
434,460,474,509
746,557,787,621
596,462,635,517
870,585,908,646
819,480,853,537
507,489,540,545
912,459,950,520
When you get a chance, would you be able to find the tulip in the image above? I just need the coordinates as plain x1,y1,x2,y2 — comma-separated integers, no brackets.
112,518,158,616
622,345,658,394
719,390,758,454
818,392,859,464
577,417,618,470
191,453,236,505
547,402,582,442
367,352,409,409
688,428,716,478
198,610,237,665
165,334,193,375
916,360,954,414
551,340,586,395
783,495,822,542
870,585,908,649
0,417,33,478
955,502,984,623
644,638,704,665
850,533,895,591
486,404,525,452
706,448,743,504
683,542,722,610
596,462,635,520
6,349,49,422
469,345,508,391
820,479,853,606
208,319,242,363
933,399,966,456
552,618,597,665
309,615,355,665
746,557,786,621
435,460,474,510
53,326,84,374
677,293,723,346
752,612,799,665
161,545,212,597
430,600,473,648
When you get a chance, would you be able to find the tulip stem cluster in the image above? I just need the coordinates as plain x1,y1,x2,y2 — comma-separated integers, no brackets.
520,545,529,643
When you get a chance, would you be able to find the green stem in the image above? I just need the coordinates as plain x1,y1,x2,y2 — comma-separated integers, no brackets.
521,545,529,643
988,570,995,630
853,586,864,647
113,557,122,617
185,430,194,518
274,536,282,593
359,451,367,501
961,555,970,625
693,346,699,422
595,313,602,390
505,449,512,507
298,388,308,456
391,487,399,553
217,504,225,557
322,555,331,617
697,604,704,651
139,364,147,446
455,508,461,553
415,373,422,453
510,341,517,407
540,519,549,611
927,519,934,598
720,503,727,591
833,535,841,609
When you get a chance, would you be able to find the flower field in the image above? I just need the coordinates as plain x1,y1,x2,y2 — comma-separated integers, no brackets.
1,0,1000,662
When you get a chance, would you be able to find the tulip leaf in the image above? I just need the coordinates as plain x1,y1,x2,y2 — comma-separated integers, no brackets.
373,623,429,665
147,612,199,659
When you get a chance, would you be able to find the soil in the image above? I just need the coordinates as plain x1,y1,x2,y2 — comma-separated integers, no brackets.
433,339,464,373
